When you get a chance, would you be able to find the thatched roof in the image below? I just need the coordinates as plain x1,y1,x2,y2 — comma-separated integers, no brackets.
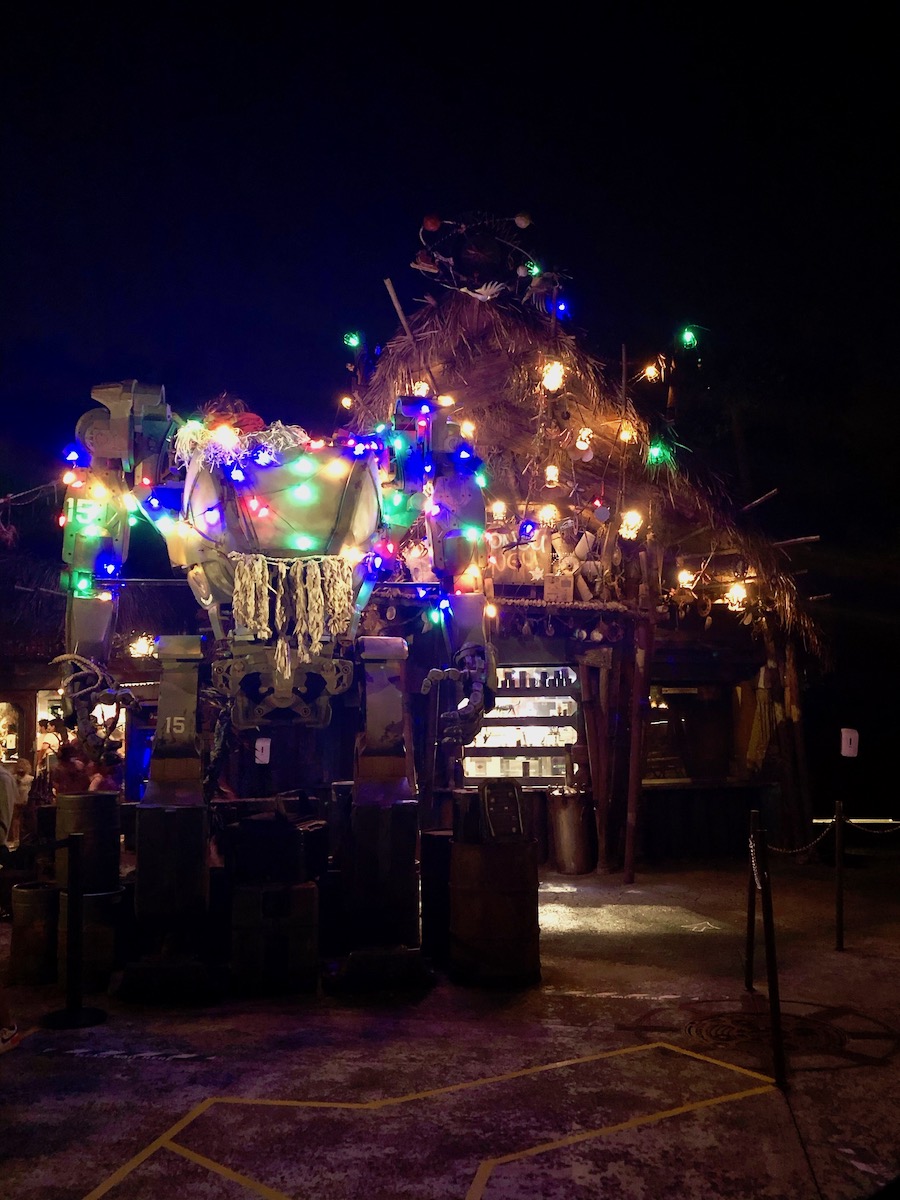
354,288,822,658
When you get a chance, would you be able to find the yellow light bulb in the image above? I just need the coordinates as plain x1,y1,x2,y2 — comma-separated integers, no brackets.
618,509,643,539
490,501,507,521
542,360,565,392
210,424,240,449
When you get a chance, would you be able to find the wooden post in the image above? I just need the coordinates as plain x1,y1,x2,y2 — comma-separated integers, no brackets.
835,798,845,951
578,648,613,873
623,617,652,885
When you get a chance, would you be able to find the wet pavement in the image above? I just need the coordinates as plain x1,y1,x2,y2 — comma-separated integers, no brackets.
2,837,899,1199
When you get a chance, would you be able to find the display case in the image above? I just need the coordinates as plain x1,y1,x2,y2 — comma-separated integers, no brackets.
462,665,579,785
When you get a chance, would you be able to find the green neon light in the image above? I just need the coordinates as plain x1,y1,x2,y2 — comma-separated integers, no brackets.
292,534,317,552
462,525,482,542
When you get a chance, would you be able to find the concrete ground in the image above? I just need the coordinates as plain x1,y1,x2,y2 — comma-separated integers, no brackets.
2,834,899,1200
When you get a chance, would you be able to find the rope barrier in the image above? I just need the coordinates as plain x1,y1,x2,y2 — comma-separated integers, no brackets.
763,816,900,858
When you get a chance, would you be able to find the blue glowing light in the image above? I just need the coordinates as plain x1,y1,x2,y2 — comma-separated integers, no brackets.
519,520,537,540
230,467,245,482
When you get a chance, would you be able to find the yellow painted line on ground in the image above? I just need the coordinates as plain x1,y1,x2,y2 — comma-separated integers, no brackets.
82,1040,778,1199
82,1098,217,1200
465,1083,778,1200
165,1139,295,1200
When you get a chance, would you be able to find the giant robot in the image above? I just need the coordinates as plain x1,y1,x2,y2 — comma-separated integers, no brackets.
57,380,494,810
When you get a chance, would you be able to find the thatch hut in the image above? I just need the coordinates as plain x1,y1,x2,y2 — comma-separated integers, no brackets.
352,215,822,875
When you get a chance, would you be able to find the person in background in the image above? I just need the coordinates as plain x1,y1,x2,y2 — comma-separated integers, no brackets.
0,759,16,850
88,751,124,796
50,743,93,796
35,719,62,778
9,758,34,846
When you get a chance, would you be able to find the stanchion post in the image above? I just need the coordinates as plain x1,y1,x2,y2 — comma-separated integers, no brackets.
756,827,787,1089
744,810,759,992
835,798,845,951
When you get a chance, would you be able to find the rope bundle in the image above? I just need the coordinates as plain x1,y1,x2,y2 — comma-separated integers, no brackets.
229,552,356,674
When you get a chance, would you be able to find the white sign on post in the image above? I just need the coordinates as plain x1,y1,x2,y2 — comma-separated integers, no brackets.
840,728,859,758
254,737,271,764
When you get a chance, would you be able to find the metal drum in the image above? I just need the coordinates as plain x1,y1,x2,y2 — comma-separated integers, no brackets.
55,793,121,893
9,882,59,984
449,840,540,987
58,887,124,993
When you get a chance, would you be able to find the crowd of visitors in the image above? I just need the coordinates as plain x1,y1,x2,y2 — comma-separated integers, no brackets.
0,717,125,851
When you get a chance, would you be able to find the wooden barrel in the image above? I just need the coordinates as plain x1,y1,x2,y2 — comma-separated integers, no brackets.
449,841,540,987
9,882,59,984
55,793,121,893
58,888,124,993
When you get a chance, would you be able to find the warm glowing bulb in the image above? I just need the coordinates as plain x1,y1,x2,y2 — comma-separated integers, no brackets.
485,603,498,619
62,470,77,485
643,363,660,382
322,456,350,480
618,509,643,539
465,564,481,579
340,396,353,410
619,423,636,443
460,420,476,439
725,582,748,611
210,424,240,449
340,545,365,566
538,504,559,524
412,381,430,397
490,501,507,521
128,635,156,658
575,427,592,451
677,569,695,588
544,464,560,487
542,360,565,392
437,394,455,407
